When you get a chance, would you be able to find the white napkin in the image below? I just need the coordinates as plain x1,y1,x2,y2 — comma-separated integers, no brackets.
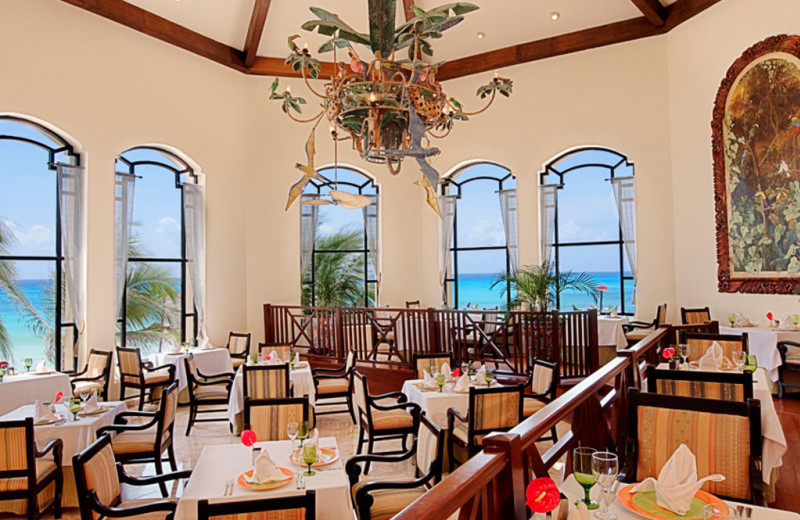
453,373,471,392
34,399,58,423
441,362,451,378
474,365,486,382
84,392,99,413
698,342,723,370
268,350,281,364
632,444,724,515
310,429,321,462
610,306,618,318
423,369,437,388
247,449,286,483
779,314,793,330
567,502,589,520
36,359,47,372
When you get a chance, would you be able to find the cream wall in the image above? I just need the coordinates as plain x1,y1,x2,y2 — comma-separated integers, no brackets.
667,0,800,326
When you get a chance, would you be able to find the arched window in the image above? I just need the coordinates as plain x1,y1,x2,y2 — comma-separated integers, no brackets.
540,147,636,314
301,166,378,307
0,115,81,370
115,147,200,351
441,163,516,310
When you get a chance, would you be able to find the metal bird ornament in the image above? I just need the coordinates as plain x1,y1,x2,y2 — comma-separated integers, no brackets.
414,173,442,217
286,130,323,210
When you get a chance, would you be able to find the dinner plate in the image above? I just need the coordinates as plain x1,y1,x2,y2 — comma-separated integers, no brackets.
78,406,108,416
293,362,309,369
35,415,64,425
617,483,729,520
237,468,293,491
29,370,55,376
414,382,439,392
289,447,339,467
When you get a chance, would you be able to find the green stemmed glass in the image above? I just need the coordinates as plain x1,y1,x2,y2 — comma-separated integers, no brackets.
298,421,309,448
729,313,736,327
573,447,599,509
302,443,317,476
436,373,446,392
289,351,297,370
793,314,800,328
24,358,33,372
69,398,81,421
484,370,493,386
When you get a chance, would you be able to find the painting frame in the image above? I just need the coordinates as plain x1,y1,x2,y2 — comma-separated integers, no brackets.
713,34,800,294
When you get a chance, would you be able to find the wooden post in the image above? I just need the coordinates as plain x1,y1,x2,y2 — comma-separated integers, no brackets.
335,306,345,362
483,433,527,520
427,307,438,354
588,308,599,372
263,303,272,343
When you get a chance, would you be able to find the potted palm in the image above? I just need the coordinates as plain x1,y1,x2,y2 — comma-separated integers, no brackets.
492,261,599,312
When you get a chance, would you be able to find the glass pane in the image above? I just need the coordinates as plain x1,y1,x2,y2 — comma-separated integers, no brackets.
550,148,626,175
452,249,509,310
129,161,183,259
123,261,181,354
557,245,622,311
558,166,620,244
455,177,510,249
311,251,368,307
622,278,637,315
316,206,365,249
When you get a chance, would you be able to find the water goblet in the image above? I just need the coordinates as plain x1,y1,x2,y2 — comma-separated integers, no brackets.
69,398,81,421
678,344,689,368
729,313,737,327
302,443,317,476
460,362,469,376
573,447,599,509
484,370,493,386
591,451,618,520
24,358,33,372
80,389,90,402
436,373,446,393
289,351,297,370
793,314,800,328
298,421,309,447
732,350,743,370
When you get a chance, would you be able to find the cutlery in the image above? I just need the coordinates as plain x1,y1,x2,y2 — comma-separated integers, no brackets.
744,506,752,519
736,505,743,518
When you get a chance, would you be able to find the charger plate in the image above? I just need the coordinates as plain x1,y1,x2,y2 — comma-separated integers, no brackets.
618,484,729,520
237,468,293,491
289,447,339,467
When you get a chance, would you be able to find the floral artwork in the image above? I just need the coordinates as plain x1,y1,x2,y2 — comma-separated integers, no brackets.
713,35,800,293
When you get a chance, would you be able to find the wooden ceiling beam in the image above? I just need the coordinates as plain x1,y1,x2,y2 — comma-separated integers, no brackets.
403,0,415,22
248,57,337,79
630,0,667,27
243,0,272,68
436,0,722,81
59,0,246,72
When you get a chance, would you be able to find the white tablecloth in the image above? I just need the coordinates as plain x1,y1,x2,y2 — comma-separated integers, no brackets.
719,325,800,382
175,438,351,520
0,371,73,415
0,400,127,465
150,348,233,392
227,365,315,427
598,316,629,350
401,378,470,429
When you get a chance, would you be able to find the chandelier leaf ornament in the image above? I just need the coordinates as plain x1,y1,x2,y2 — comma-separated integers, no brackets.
271,0,513,214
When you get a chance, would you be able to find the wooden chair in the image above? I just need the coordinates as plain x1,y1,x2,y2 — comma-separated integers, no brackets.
73,434,190,520
447,384,523,471
183,355,234,436
0,418,63,519
69,349,113,401
413,352,454,379
405,300,421,309
621,389,765,505
346,415,444,520
523,359,559,442
244,396,309,441
116,346,175,410
226,332,251,369
679,332,749,362
681,306,711,325
312,348,356,423
623,303,667,345
776,340,800,397
353,371,421,475
370,308,400,361
257,343,293,364
243,364,292,399
646,365,753,401
97,383,179,497
197,492,315,520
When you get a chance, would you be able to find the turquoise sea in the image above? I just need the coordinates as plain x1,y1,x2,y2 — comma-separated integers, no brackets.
0,279,52,367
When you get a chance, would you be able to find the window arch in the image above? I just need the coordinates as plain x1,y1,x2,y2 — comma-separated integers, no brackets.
441,162,516,310
301,166,379,307
540,147,636,314
115,146,199,351
0,115,81,370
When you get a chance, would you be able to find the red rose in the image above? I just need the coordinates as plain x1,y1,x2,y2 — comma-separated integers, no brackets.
452,368,461,377
0,361,8,369
265,355,271,361
526,477,561,513
766,312,773,321
240,429,257,447
662,347,676,360
54,391,63,402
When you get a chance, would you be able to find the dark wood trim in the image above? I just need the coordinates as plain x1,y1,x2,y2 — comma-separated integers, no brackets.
246,56,337,78
630,0,667,26
242,0,272,68
402,0,415,22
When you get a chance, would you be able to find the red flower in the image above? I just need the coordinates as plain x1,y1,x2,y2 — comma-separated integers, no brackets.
526,477,561,513
0,361,8,369
662,347,676,360
766,312,773,321
597,285,609,291
240,429,257,447
265,355,271,361
452,368,461,377
54,392,63,402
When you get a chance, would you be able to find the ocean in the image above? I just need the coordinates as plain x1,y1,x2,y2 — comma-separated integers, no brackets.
0,278,53,368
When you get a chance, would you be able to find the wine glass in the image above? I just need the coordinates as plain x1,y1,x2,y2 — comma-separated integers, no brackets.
302,443,317,476
591,451,619,520
436,373,446,393
793,314,800,328
484,370,493,386
69,398,81,421
80,388,90,403
729,313,737,327
24,358,33,372
298,421,309,447
287,421,299,452
289,351,297,370
573,447,599,509
460,362,469,376
678,344,689,368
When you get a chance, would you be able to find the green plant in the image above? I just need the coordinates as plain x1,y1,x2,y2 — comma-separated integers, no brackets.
0,219,17,358
492,261,599,312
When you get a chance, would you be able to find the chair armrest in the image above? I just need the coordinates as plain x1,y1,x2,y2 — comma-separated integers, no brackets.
35,438,63,467
71,373,106,384
750,456,767,507
142,361,155,370
524,391,550,401
370,401,421,417
196,369,235,381
67,367,87,377
88,491,176,519
312,367,346,376
194,378,232,388
447,407,468,426
98,417,157,436
145,364,175,376
370,391,407,403
114,410,156,422
312,373,347,382
346,449,416,487
622,321,654,333
118,463,192,486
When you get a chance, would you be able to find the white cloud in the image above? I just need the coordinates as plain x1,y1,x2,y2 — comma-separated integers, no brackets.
466,218,506,246
154,217,180,235
2,220,53,254
559,220,611,242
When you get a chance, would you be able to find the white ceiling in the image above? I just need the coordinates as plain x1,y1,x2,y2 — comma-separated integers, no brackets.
124,0,669,62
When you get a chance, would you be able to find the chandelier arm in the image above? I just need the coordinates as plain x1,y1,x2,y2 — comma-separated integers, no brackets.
299,68,328,99
446,90,497,116
428,128,452,139
286,110,325,124
386,159,402,175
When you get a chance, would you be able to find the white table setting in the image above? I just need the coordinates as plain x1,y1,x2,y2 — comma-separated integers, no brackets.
0,364,73,416
175,436,351,520
149,345,234,393
720,313,800,384
598,314,630,351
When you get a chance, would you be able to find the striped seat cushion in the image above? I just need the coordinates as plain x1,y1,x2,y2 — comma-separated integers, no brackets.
72,381,104,397
116,498,178,520
656,379,745,401
451,420,485,446
523,397,546,417
371,409,414,430
195,385,229,400
626,330,652,340
316,378,349,395
82,444,121,520
205,511,306,520
0,459,57,491
143,368,172,384
111,430,159,454
352,483,425,520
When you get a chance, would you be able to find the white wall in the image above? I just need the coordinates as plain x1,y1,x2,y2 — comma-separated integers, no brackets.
668,0,800,326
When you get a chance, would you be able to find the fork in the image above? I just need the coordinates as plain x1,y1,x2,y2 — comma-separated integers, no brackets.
224,478,234,496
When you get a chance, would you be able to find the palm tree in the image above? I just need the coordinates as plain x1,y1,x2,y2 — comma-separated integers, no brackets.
303,226,373,307
0,219,19,358
493,261,599,311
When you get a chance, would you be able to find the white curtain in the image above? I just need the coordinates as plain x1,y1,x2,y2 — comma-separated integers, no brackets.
57,164,87,365
300,195,320,282
439,194,458,305
114,173,135,332
498,189,518,273
539,184,558,268
611,176,637,299
362,194,380,297
183,184,208,346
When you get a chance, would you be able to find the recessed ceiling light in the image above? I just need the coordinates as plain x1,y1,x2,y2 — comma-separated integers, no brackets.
550,12,560,21
476,32,485,40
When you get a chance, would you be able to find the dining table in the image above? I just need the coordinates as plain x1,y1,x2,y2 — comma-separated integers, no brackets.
174,437,352,520
598,315,629,351
402,377,499,430
718,325,800,384
227,363,315,434
149,347,234,403
0,400,128,511
0,370,73,415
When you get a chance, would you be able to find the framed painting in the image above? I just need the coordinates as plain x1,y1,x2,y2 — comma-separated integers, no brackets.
713,34,800,293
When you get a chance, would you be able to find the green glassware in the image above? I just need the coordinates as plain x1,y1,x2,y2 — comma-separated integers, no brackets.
302,443,317,476
69,398,81,421
484,370,493,386
729,313,736,326
573,447,599,509
436,373,446,392
24,358,33,372
298,421,309,447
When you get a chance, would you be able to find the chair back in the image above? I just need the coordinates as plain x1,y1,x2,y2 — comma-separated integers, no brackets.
244,396,309,441
655,303,668,327
228,332,251,356
415,415,445,484
345,348,356,372
159,383,179,440
258,344,293,364
405,300,421,309
243,365,291,399
681,307,711,325
468,384,524,437
116,346,143,384
73,434,122,520
0,418,35,485
414,353,454,379
628,389,760,501
646,366,753,402
86,350,112,379
680,332,749,361
352,371,370,422
197,491,316,520
481,310,500,335
530,359,558,397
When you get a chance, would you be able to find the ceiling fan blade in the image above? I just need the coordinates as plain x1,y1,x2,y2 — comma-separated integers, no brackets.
300,198,334,205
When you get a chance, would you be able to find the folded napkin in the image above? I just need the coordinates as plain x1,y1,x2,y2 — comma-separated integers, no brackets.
84,392,99,413
779,314,793,330
453,373,471,392
632,444,724,515
698,342,723,370
441,362,451,378
735,313,754,327
34,399,58,423
567,502,589,520
36,358,47,372
268,350,281,365
423,369,437,388
474,365,486,382
609,306,618,318
247,449,286,483
163,341,181,354
197,336,210,348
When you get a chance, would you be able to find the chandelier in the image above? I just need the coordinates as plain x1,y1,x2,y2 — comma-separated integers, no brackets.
271,1,513,215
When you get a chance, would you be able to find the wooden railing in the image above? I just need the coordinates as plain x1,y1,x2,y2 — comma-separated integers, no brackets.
263,304,600,379
394,326,673,520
